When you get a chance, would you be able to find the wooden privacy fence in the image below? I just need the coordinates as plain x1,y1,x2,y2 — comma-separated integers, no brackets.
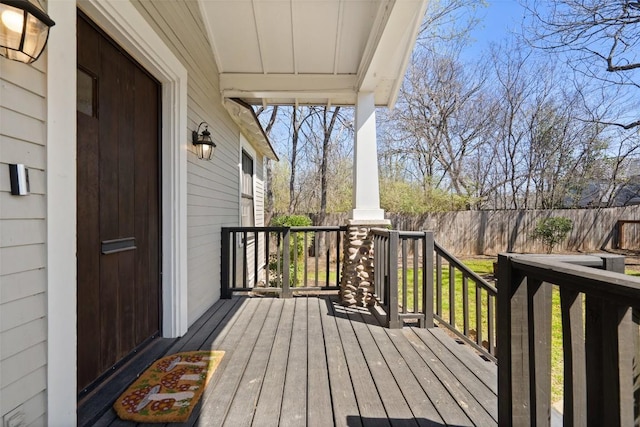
497,253,640,426
313,205,640,255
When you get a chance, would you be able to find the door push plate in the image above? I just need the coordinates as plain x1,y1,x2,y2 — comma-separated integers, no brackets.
101,237,136,255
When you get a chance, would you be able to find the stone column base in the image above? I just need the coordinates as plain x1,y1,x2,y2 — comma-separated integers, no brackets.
339,219,391,307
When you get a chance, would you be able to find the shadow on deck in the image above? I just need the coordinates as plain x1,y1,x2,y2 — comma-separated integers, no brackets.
79,295,497,427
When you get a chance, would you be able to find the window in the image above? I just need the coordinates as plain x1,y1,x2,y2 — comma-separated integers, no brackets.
241,151,255,228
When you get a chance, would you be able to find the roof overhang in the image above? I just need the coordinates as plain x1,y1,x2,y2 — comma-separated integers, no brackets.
198,0,428,108
223,98,279,161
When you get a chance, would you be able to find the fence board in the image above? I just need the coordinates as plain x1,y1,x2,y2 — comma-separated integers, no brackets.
313,206,640,255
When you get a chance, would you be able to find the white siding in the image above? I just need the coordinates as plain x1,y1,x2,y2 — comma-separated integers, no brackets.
132,1,244,324
0,55,48,418
255,155,265,228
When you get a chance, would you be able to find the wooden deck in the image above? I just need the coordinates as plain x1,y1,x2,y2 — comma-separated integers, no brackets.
79,296,497,426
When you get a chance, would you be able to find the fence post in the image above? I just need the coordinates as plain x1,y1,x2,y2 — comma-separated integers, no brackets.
221,228,231,299
423,231,434,328
282,227,291,298
387,231,401,329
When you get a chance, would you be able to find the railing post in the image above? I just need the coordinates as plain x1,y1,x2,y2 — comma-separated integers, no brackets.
528,278,552,426
584,254,631,425
497,253,531,426
221,228,231,299
600,253,625,274
560,288,587,426
423,231,434,328
282,227,291,298
387,231,400,329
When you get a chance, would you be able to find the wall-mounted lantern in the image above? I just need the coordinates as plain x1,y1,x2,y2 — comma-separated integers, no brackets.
192,122,216,160
0,0,55,64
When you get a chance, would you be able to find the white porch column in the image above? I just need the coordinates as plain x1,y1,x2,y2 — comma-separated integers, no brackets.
340,92,389,306
352,92,385,220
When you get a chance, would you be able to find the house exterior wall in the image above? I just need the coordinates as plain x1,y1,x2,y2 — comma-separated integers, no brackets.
1,0,270,424
131,1,254,324
0,50,48,425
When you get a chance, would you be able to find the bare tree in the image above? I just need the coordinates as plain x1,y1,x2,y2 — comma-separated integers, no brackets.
524,0,640,129
381,47,495,208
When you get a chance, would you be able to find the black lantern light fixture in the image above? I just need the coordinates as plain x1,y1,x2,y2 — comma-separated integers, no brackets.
0,0,55,64
192,122,216,160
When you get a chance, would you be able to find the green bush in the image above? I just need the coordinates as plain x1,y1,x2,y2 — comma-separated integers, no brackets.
531,217,573,254
270,215,313,228
269,215,313,286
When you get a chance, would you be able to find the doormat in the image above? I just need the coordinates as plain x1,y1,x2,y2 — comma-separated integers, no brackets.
113,350,224,423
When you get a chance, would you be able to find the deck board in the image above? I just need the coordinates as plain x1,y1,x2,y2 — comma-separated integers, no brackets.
224,298,284,427
319,296,362,427
384,328,474,427
428,328,497,392
403,328,496,426
413,328,497,420
346,309,418,426
364,318,446,426
78,295,498,427
253,297,296,426
196,298,273,426
280,298,309,427
306,298,333,427
331,304,390,426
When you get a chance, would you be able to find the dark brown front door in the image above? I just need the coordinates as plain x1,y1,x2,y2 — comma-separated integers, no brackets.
76,13,161,392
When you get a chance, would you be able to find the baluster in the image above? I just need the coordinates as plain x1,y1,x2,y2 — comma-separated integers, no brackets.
449,264,455,327
476,284,482,348
436,254,442,317
402,238,408,314
463,275,469,337
413,238,419,315
560,288,586,426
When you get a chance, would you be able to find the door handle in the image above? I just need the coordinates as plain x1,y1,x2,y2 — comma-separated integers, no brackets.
101,237,136,255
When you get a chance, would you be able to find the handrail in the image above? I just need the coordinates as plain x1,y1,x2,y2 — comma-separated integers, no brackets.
497,253,639,426
434,242,497,294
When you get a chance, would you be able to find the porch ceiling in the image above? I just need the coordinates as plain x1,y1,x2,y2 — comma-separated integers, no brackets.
198,0,428,107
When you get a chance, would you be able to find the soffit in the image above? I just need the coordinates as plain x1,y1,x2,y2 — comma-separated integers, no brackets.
199,0,428,107
223,98,279,161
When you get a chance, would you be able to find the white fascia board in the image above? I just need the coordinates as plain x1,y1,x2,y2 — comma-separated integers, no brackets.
355,0,395,91
385,0,428,108
358,0,428,107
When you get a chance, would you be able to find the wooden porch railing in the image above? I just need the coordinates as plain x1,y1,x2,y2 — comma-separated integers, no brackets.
370,228,496,360
497,253,640,426
371,229,434,329
434,242,497,361
221,226,346,298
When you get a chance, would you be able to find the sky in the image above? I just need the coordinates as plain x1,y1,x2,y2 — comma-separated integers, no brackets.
466,0,527,53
